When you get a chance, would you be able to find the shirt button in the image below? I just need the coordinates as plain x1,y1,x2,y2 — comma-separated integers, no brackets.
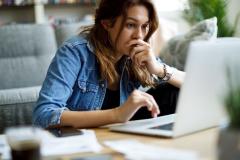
101,83,105,88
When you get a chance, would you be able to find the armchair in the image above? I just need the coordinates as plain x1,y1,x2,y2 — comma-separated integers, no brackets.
0,24,57,133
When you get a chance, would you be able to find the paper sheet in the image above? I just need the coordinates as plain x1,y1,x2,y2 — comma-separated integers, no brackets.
104,139,199,160
41,129,102,156
0,129,102,160
0,135,10,160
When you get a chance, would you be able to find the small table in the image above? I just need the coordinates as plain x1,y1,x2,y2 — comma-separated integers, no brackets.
60,127,219,160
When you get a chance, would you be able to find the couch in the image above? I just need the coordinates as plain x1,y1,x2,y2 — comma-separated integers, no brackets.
1,22,238,133
0,23,87,133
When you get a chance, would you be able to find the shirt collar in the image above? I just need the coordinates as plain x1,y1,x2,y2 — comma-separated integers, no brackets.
87,41,94,53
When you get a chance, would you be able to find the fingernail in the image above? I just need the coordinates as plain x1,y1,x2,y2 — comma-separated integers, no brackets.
154,113,157,118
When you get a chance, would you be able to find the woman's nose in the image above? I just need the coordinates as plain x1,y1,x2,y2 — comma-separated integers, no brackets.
133,27,143,39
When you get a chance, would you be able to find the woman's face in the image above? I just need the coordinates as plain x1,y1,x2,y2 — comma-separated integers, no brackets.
107,5,150,58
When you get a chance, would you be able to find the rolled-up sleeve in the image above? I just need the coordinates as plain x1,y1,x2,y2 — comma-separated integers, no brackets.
33,43,81,128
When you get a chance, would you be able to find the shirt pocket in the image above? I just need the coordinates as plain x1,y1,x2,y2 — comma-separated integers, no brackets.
71,80,99,111
78,80,99,110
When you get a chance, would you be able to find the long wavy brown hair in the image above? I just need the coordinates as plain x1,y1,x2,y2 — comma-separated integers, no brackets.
83,0,159,87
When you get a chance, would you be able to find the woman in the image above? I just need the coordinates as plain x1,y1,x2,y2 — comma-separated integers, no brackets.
33,0,185,129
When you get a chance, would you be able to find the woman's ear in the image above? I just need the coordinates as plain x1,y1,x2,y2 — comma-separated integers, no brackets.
101,20,111,31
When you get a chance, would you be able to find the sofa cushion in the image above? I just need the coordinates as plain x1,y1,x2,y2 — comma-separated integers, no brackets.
0,86,40,105
159,17,218,70
0,24,57,89
0,86,40,133
0,102,36,134
55,21,93,47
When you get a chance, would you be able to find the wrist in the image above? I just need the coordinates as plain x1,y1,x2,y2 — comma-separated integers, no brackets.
157,64,174,81
156,63,165,78
111,107,123,123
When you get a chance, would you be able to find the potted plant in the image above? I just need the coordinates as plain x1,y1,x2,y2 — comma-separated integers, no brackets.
184,0,239,37
218,68,240,160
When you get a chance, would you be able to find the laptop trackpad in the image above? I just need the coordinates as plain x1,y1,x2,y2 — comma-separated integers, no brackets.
150,123,174,131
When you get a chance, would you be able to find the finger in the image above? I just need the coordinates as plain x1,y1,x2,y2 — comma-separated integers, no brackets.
150,96,160,115
140,98,159,118
152,112,158,118
140,92,160,115
129,45,146,61
141,99,154,111
151,105,160,118
131,90,160,117
129,46,137,61
134,92,153,109
127,39,143,47
133,45,153,66
131,45,146,54
134,51,149,66
127,39,149,48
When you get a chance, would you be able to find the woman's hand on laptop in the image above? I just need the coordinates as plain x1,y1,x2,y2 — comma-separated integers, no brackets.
113,90,160,123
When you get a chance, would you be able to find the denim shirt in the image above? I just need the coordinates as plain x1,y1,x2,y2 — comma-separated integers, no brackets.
33,34,141,128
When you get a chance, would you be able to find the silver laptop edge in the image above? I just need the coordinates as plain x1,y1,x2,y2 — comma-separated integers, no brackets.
110,114,175,137
110,38,240,138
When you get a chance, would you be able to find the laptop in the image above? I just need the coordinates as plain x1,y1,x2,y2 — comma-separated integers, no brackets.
109,38,240,138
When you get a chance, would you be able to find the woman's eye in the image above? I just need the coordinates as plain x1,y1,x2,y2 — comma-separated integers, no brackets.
142,24,150,31
126,23,136,29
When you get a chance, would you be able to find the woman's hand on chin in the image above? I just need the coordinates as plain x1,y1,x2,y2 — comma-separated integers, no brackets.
128,39,163,75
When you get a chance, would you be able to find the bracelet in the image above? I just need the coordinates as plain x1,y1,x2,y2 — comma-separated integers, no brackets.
158,64,174,81
159,64,167,79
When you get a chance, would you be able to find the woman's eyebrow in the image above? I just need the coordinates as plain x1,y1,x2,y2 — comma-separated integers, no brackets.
126,17,149,24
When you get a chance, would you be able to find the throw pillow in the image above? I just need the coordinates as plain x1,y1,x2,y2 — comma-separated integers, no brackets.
159,17,218,70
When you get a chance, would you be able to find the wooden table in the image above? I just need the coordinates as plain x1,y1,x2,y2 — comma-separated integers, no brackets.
60,127,220,160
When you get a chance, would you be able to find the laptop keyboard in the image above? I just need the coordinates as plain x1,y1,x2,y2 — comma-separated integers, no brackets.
150,123,174,131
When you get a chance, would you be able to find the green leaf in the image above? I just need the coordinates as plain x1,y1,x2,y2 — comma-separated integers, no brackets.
184,0,235,37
